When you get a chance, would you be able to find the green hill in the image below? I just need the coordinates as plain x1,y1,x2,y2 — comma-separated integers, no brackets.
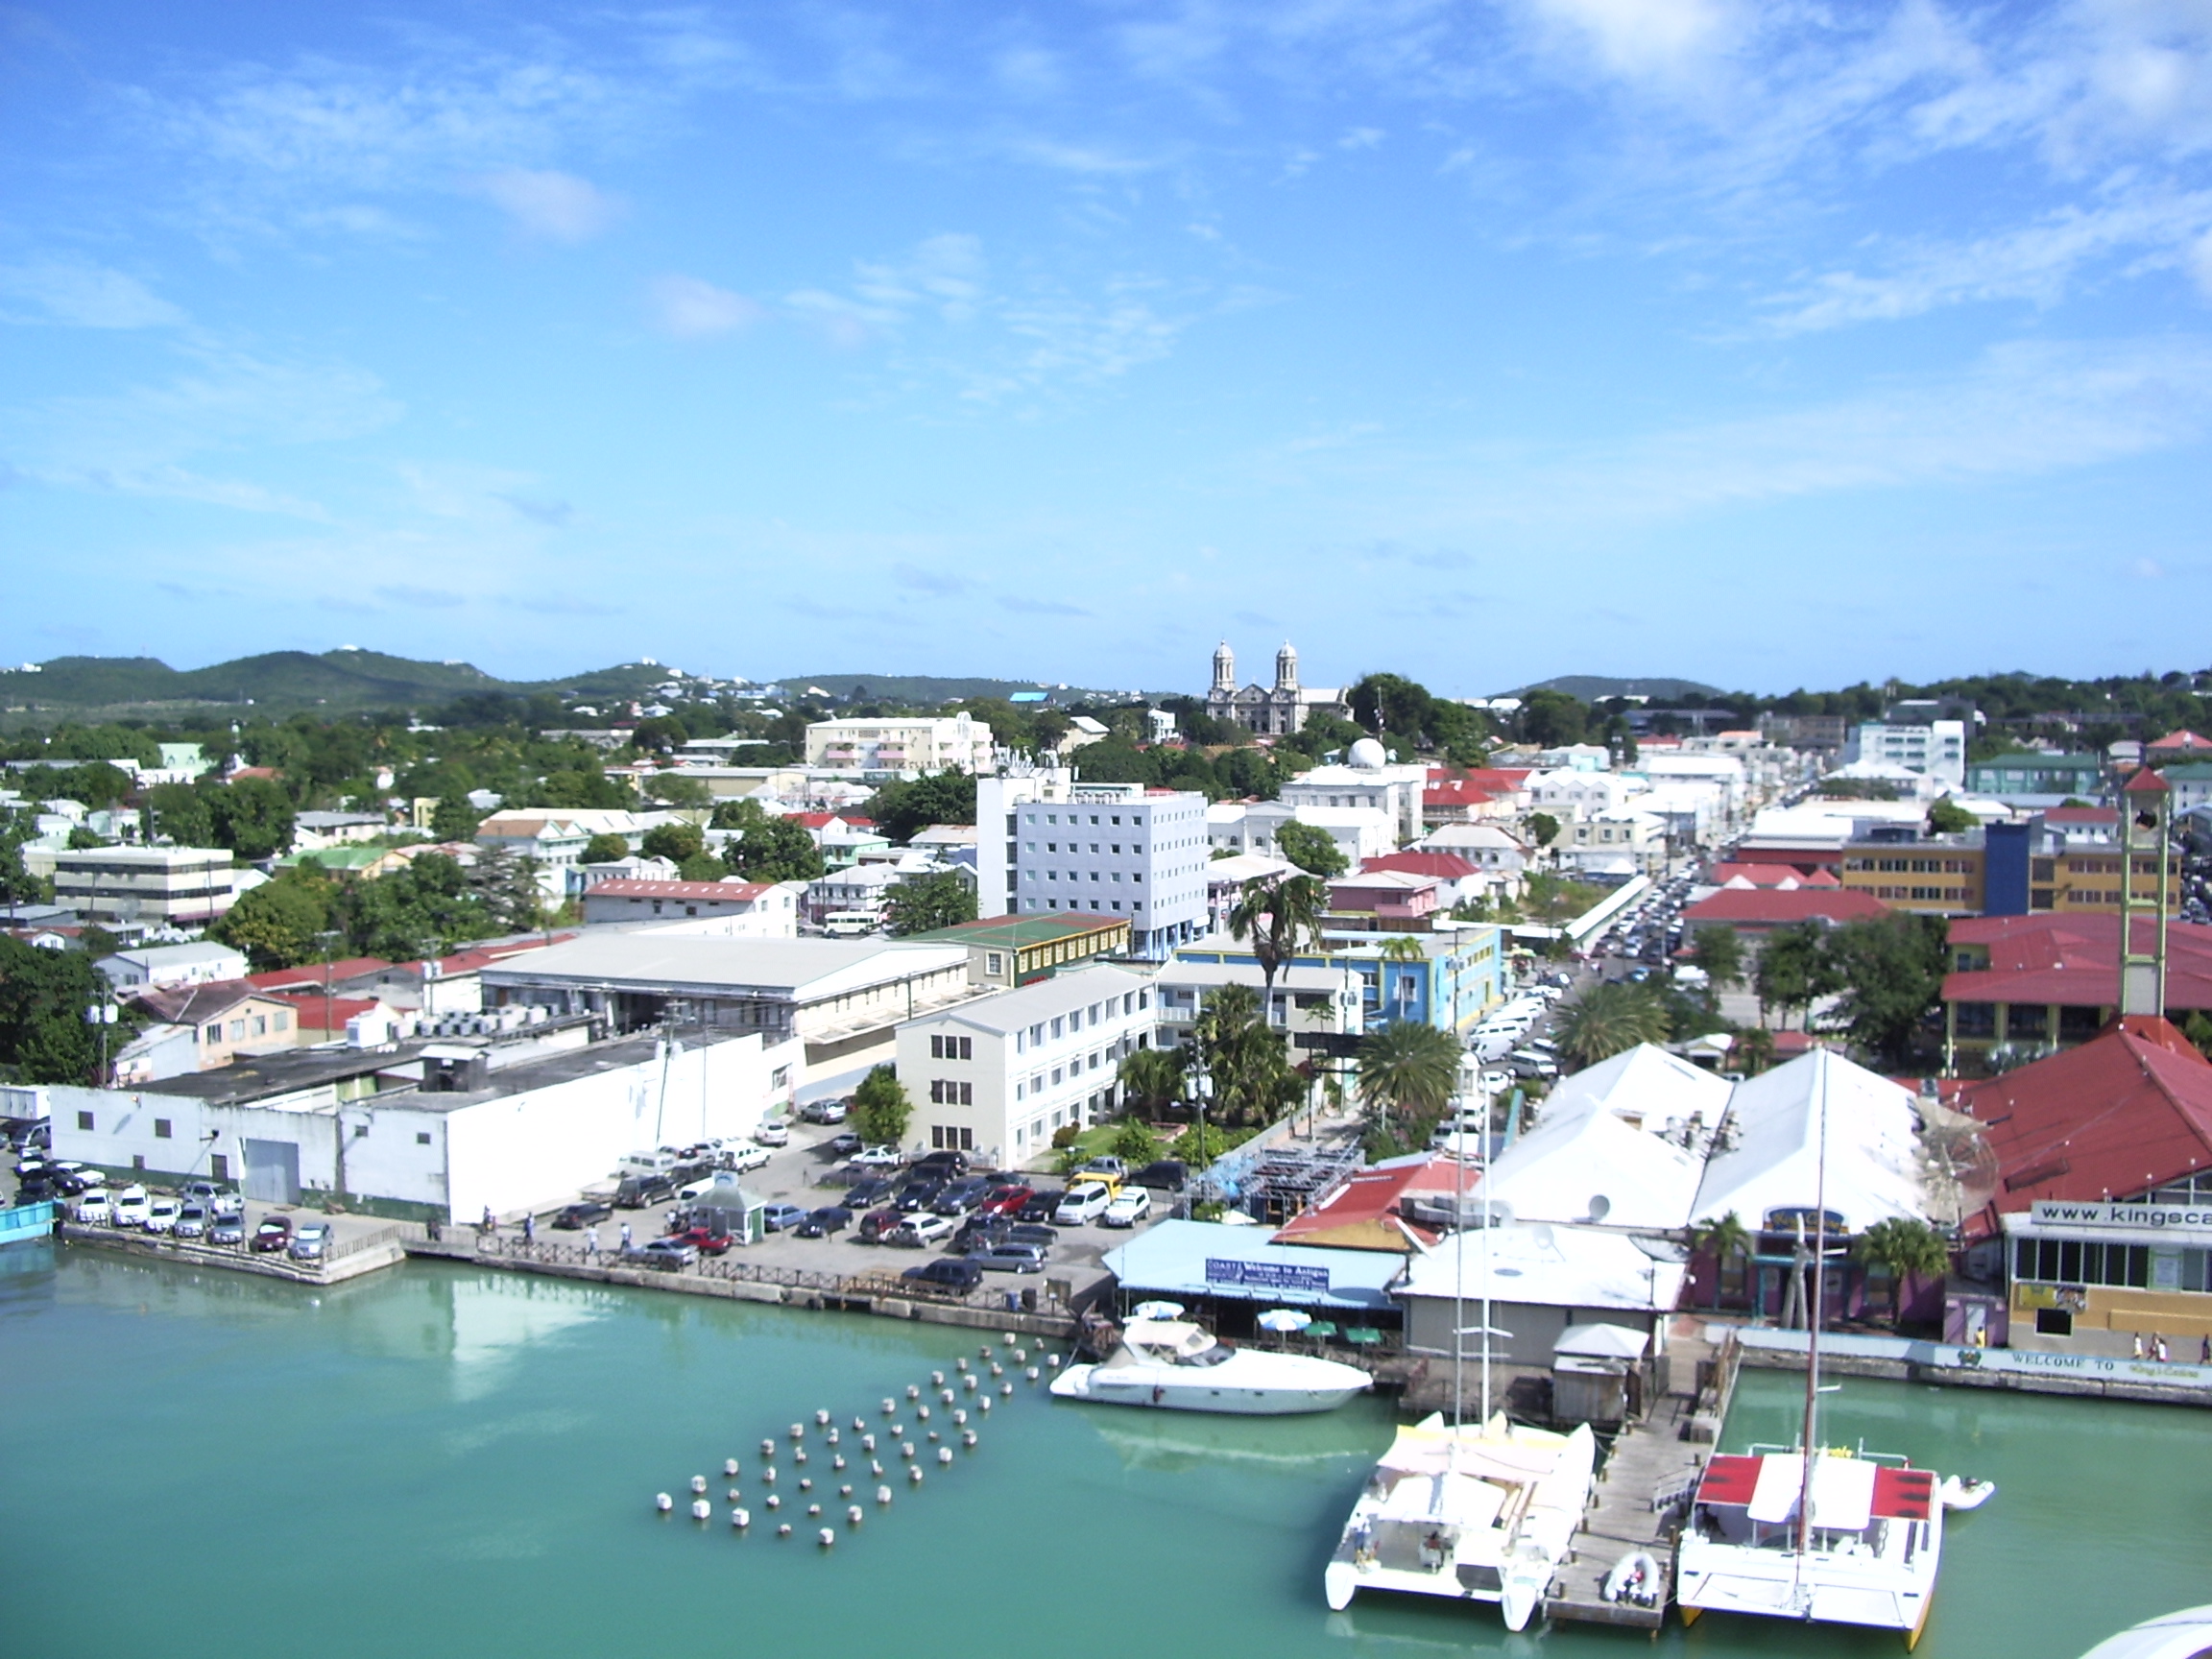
1513,674,1728,705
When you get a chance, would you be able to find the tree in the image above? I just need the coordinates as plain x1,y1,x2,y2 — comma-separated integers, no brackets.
1111,1118,1163,1165
677,852,731,882
1275,820,1348,878
1519,689,1587,748
0,810,48,913
467,846,546,932
0,937,133,1084
213,869,337,969
1926,795,1976,835
644,773,713,808
1692,1212,1752,1310
1686,924,1746,990
629,715,688,754
582,832,632,864
141,781,214,848
640,822,705,864
1733,1026,1776,1075
1526,812,1560,851
1190,983,1301,1126
428,792,483,844
1821,913,1948,1067
1754,921,1839,1030
1116,1046,1187,1115
1357,1019,1462,1156
1853,1216,1950,1326
726,809,823,882
883,872,976,936
1556,981,1672,1066
1227,873,1329,1012
208,778,300,860
851,1064,911,1146
865,771,977,844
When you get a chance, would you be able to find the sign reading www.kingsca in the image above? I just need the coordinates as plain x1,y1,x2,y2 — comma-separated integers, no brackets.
2029,1201,2212,1232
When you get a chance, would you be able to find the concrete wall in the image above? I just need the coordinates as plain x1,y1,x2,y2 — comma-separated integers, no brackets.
1402,1292,1661,1369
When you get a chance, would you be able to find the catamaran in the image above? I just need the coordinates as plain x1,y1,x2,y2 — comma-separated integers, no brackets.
1323,1412,1598,1631
1048,1318,1371,1415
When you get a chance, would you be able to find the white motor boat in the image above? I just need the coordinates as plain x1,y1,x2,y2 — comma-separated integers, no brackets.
2077,1605,2212,1659
1936,1474,1995,1511
1323,1412,1598,1632
1049,1319,1370,1416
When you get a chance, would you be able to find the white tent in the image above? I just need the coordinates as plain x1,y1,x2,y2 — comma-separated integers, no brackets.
1484,1106,1705,1231
1692,1046,1926,1233
1537,1043,1730,1140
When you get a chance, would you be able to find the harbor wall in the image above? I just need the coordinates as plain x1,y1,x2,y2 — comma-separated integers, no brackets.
1733,1326,2212,1407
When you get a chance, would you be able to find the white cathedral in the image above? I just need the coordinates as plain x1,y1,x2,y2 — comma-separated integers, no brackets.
1205,639,1350,736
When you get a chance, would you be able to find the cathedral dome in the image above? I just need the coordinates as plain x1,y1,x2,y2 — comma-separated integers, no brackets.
1347,737,1388,770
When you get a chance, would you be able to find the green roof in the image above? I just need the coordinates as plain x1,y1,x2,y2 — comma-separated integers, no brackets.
276,846,392,872
1968,753,2102,772
909,913,1127,950
2157,762,2212,781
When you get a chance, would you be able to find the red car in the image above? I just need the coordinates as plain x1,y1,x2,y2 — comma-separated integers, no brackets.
250,1215,293,1254
979,1184,1033,1216
675,1227,733,1257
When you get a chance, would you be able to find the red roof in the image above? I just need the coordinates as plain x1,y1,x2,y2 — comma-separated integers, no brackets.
788,813,841,829
2148,730,2212,754
2123,765,2171,796
1695,1455,1761,1506
1942,914,2212,1014
1423,781,1495,806
1269,1155,1476,1251
250,957,391,991
1361,851,1479,881
268,992,383,1028
1958,1018,2212,1238
1709,861,1841,889
1681,888,1889,927
588,879,775,902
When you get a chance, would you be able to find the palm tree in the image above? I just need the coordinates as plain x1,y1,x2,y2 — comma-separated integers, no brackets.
1357,1019,1461,1151
1379,934,1428,962
1853,1216,1951,1326
1115,1046,1186,1117
1228,872,1330,1017
1190,984,1283,1126
1692,1211,1752,1310
1555,981,1671,1067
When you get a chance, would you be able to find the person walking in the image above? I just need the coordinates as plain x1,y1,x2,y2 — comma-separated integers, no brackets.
522,1213,536,1247
585,1226,599,1261
481,1204,495,1236
619,1221,633,1254
2155,1334,2170,1364
2133,1332,2147,1361
2200,1334,2210,1366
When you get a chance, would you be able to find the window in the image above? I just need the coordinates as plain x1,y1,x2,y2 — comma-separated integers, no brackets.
417,1131,432,1145
353,1123,370,1139
928,1034,973,1060
154,1118,172,1139
204,1022,222,1045
1051,1016,1065,1039
251,1014,267,1037
77,1110,94,1131
986,953,1002,975
930,1126,975,1151
274,1010,290,1032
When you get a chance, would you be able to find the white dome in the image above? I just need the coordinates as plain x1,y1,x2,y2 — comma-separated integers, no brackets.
1347,737,1388,770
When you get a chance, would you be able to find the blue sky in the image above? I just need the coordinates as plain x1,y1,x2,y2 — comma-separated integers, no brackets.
3,1,2210,698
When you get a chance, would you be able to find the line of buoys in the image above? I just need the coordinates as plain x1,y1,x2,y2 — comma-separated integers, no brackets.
656,1492,673,1512
692,1499,711,1521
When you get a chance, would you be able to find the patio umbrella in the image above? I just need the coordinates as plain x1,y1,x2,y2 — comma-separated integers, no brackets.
1130,1300,1186,1322
1257,1309,1313,1333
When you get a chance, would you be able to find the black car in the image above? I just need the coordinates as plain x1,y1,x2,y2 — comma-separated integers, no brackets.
1129,1160,1188,1192
901,1258,984,1294
951,1214,1012,1253
1016,1190,1064,1224
844,1177,897,1210
553,1200,613,1229
1004,1222,1059,1248
793,1206,853,1238
908,1149,970,1180
613,1173,676,1208
826,1132,864,1157
930,1177,992,1217
895,1178,946,1214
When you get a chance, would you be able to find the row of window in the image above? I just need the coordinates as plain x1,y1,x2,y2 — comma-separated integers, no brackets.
928,1079,974,1105
1027,898,1142,913
70,1110,432,1148
203,1010,291,1045
1865,885,1970,902
1847,856,1975,874
1028,868,1145,883
1017,995,1142,1052
928,1034,974,1061
2015,1238,2212,1293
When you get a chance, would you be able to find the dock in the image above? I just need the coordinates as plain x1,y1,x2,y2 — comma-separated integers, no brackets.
1544,1323,1741,1632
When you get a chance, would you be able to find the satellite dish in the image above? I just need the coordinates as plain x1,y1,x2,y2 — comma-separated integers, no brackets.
1587,1194,1611,1223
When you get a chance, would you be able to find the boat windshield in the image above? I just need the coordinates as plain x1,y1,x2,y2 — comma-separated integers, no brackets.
1176,1342,1234,1367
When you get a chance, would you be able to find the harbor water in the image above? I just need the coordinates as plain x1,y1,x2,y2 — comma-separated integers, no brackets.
2,1242,2202,1658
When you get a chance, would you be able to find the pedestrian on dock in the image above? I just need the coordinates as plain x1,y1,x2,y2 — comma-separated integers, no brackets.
2155,1334,2170,1363
2200,1334,2210,1365
522,1214,535,1248
586,1227,599,1261
2133,1333,2146,1360
620,1221,633,1253
481,1205,494,1236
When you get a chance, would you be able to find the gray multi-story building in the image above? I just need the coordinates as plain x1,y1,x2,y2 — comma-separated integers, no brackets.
991,781,1209,960
51,846,239,929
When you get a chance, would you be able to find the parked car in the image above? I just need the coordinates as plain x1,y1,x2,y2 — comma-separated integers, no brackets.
1128,1161,1188,1192
629,1238,699,1270
1101,1189,1153,1228
553,1201,613,1229
952,1214,1012,1253
978,1183,1033,1215
1074,1155,1127,1182
289,1222,332,1262
180,1179,224,1208
826,1132,864,1158
843,1177,898,1210
909,1149,970,1179
857,1207,904,1244
1005,1222,1059,1249
895,1178,947,1214
209,1190,245,1219
794,1206,853,1238
109,1186,152,1228
173,1204,209,1239
968,1242,1046,1274
752,1120,791,1148
208,1214,246,1247
1053,1183,1112,1226
930,1177,993,1217
613,1172,676,1209
850,1144,903,1170
901,1258,983,1294
251,1215,293,1254
718,1144,772,1175
1017,1190,1064,1224
799,1097,849,1125
886,1213,956,1248
673,1227,734,1256
758,1202,808,1233
72,1191,112,1225
58,1167,106,1196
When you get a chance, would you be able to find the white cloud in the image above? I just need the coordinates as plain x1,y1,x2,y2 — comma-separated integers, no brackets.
0,259,185,328
648,275,764,339
1521,0,1741,86
2192,228,2212,301
472,168,622,242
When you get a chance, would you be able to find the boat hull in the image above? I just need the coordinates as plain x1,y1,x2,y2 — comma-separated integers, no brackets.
1050,1361,1366,1415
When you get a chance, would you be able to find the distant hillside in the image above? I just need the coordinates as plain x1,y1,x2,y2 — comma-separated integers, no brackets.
782,673,1142,705
1514,675,1729,705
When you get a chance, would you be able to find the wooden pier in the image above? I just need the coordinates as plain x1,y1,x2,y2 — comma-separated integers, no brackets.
1544,1324,1742,1633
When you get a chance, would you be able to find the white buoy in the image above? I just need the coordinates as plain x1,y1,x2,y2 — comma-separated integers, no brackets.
876,1484,893,1504
953,1408,968,1425
990,1362,1002,1377
980,1345,993,1358
963,1375,977,1393
727,1488,741,1503
861,1432,877,1453
733,1507,750,1528
690,1475,708,1494
891,1422,905,1436
795,1450,808,1464
799,1478,813,1491
789,1424,805,1441
853,1415,866,1431
847,1505,863,1526
1047,1354,1062,1369
918,1405,930,1421
766,1495,781,1510
870,1460,884,1477
839,1483,853,1498
761,1438,776,1456
832,1455,847,1471
930,1370,945,1386
1017,1348,1028,1362
691,1499,711,1521
827,1428,840,1445
1000,1382,1013,1396
778,1523,791,1536
763,1467,777,1483
724,1458,740,1477
881,1399,895,1415
956,1357,969,1372
936,1447,952,1465
978,1396,992,1413
927,1431,940,1443
941,1388,954,1404
814,1408,830,1427
901,1442,915,1459
656,1493,674,1513
909,1466,924,1484
963,1430,977,1448
1003,1332,1017,1345
807,1503,821,1517
1026,1367,1040,1382
904,1384,919,1400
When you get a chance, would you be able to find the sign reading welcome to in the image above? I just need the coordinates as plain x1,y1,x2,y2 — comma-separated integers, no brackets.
1205,1257,1331,1292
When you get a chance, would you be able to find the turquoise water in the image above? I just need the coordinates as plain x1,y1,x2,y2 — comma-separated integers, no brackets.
1,1243,2202,1659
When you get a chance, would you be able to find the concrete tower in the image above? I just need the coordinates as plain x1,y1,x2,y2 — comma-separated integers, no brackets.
1275,640,1299,692
1213,640,1236,693
2119,766,2171,1018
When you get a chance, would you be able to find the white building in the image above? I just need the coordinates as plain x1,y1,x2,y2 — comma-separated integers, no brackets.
97,941,250,992
1277,740,1431,844
51,846,239,929
895,964,1156,1164
1006,784,1209,959
1559,809,1669,878
804,712,994,774
1397,1223,1691,1369
1414,824,1533,880
1206,801,1395,867
581,878,800,934
802,862,905,929
1846,720,1968,792
1692,1048,1927,1234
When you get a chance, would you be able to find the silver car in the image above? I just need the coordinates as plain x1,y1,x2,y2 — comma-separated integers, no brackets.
288,1222,333,1262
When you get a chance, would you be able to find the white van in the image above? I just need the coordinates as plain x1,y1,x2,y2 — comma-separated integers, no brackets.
616,1150,681,1180
821,911,879,938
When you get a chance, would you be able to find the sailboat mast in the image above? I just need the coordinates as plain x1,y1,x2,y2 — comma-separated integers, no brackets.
1797,1063,1831,1570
